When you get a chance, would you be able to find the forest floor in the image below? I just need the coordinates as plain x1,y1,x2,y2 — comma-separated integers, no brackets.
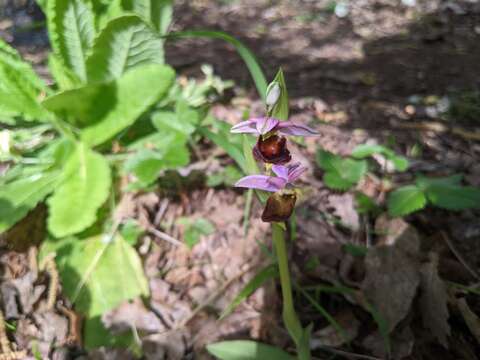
1,0,480,359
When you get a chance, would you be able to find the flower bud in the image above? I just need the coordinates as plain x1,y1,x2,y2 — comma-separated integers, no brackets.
261,192,296,222
265,82,281,108
253,135,291,164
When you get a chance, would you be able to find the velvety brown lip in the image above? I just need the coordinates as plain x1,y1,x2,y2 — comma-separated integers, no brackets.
253,135,291,164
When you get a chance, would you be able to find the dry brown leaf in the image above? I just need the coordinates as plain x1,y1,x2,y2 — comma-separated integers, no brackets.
311,309,360,348
363,218,421,333
456,298,480,344
328,193,360,232
419,253,451,347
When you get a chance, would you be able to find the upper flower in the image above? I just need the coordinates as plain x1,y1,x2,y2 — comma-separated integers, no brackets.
234,162,307,192
230,117,317,137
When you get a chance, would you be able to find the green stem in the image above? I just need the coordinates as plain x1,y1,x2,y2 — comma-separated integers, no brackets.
272,223,310,360
242,189,253,236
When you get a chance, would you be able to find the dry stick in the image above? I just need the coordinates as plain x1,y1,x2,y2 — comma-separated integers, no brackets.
147,226,184,247
46,258,59,310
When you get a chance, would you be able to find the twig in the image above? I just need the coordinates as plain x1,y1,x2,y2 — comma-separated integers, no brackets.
147,226,184,247
40,254,59,310
58,305,82,347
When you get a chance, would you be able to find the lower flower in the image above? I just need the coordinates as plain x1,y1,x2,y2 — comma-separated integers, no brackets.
261,192,297,222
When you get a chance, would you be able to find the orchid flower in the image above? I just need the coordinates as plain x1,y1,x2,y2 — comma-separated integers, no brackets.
234,163,307,192
230,117,317,137
231,117,317,164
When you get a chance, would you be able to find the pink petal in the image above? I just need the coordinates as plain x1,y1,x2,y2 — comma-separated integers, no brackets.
234,175,286,192
287,163,308,182
255,117,279,135
271,164,289,180
277,121,318,136
230,120,259,134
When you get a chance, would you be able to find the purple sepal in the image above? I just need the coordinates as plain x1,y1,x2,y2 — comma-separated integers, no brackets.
234,175,287,192
276,121,318,136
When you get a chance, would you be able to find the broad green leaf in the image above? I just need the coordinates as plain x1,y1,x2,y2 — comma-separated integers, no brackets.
416,175,480,210
351,144,409,172
387,185,426,217
124,132,189,185
152,101,200,136
316,150,367,191
207,340,293,360
122,0,172,34
220,264,278,319
47,143,111,237
83,316,137,350
43,64,175,146
0,172,59,233
269,69,289,120
47,0,96,81
167,31,267,99
55,234,149,316
120,219,144,245
0,39,50,122
47,53,81,90
177,217,215,249
86,15,164,83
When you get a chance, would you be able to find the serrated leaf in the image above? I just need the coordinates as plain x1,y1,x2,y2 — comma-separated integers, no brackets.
269,68,288,121
416,175,480,210
86,15,164,83
47,143,111,237
47,0,96,81
177,217,215,249
47,53,81,90
220,264,278,319
351,144,409,172
122,0,172,34
387,185,427,217
43,64,175,145
53,234,149,316
0,172,59,233
0,39,50,122
316,150,367,191
206,340,293,360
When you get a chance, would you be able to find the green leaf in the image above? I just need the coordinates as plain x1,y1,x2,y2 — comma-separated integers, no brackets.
124,132,189,186
43,64,175,146
47,143,111,237
86,15,164,83
0,39,50,122
122,0,172,34
316,150,367,191
269,69,289,120
416,175,480,210
47,53,81,90
152,101,200,136
355,192,380,215
120,219,143,245
387,185,427,217
220,264,278,319
47,0,96,81
167,31,267,100
206,340,293,360
200,126,245,172
55,234,149,316
0,172,59,233
177,218,215,249
351,144,409,172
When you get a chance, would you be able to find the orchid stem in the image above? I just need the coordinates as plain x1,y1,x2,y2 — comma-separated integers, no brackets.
272,223,310,360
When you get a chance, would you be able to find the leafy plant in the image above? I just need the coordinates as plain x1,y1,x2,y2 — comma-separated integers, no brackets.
207,340,294,360
176,217,216,249
388,175,480,216
316,149,367,190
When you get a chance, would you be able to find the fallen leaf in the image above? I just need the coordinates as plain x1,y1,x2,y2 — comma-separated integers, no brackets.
328,193,360,231
419,253,450,346
362,218,421,333
311,309,360,348
456,298,480,344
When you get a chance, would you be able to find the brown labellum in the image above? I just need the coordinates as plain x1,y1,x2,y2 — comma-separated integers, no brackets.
261,192,297,222
253,135,291,164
